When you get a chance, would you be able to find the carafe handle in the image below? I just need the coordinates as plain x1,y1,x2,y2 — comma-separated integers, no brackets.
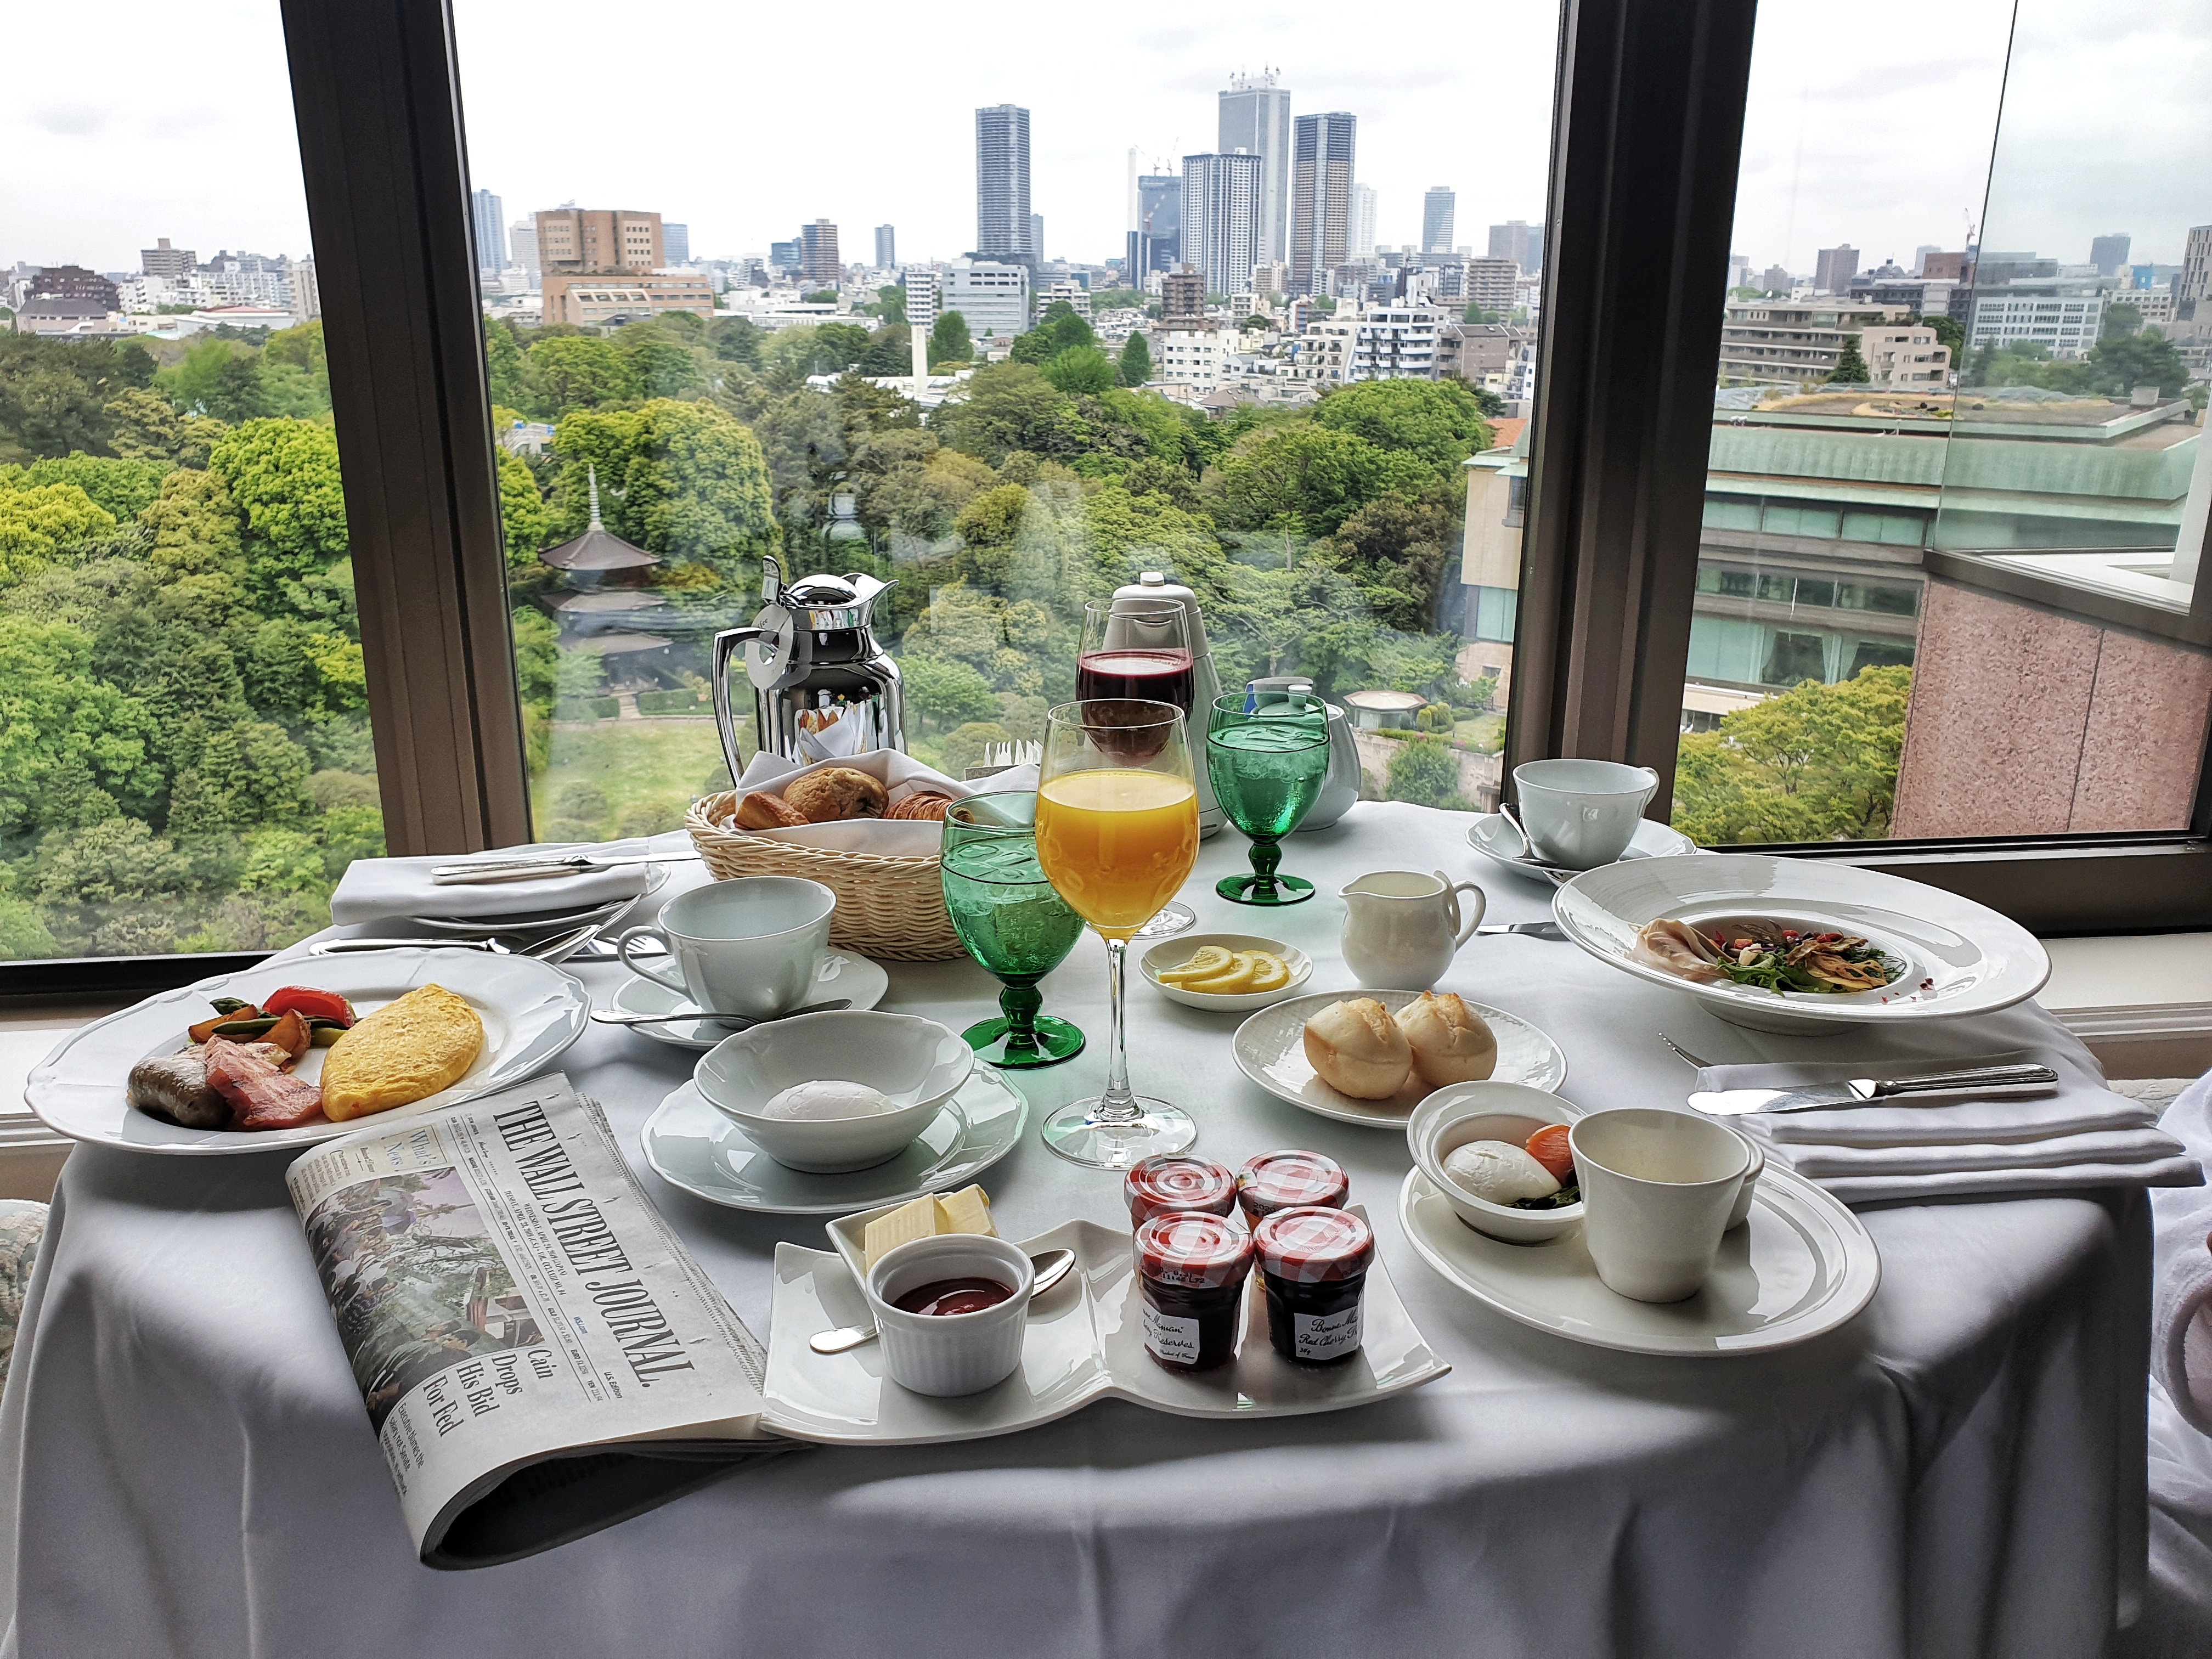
712,626,777,787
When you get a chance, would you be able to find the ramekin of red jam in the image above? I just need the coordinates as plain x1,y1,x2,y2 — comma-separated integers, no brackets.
1133,1211,1254,1372
1253,1206,1374,1367
1236,1149,1350,1227
892,1277,1015,1317
1124,1155,1239,1227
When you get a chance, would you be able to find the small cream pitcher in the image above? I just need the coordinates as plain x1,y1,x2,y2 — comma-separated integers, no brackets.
1338,870,1486,990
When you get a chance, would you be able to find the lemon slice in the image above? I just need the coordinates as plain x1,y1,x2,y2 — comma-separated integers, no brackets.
1155,945,1233,985
1244,952,1291,991
1186,951,1265,994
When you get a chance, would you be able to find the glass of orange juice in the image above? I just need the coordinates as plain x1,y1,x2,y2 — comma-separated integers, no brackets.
1033,699,1201,1167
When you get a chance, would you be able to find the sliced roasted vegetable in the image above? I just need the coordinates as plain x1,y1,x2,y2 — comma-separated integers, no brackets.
262,1008,313,1062
190,1005,266,1044
261,986,357,1027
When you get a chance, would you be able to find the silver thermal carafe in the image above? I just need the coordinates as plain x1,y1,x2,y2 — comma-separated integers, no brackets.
1108,571,1224,837
713,557,905,783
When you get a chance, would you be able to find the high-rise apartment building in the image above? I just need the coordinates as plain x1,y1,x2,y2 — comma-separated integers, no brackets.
1466,257,1517,314
293,258,321,321
1289,112,1355,296
1814,245,1859,294
1218,70,1292,263
2089,233,2131,277
509,222,539,281
1422,187,1456,254
536,208,664,274
1488,219,1543,271
1160,267,1206,328
875,225,897,269
801,220,841,287
1351,184,1377,260
975,104,1032,262
140,238,195,278
2179,225,2212,308
664,223,690,266
472,189,505,274
1030,215,1045,261
1181,151,1262,299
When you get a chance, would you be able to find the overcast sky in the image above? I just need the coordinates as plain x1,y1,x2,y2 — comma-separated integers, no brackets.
5,1,2207,279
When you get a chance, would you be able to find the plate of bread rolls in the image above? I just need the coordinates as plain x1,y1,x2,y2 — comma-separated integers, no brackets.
731,766,960,832
1232,989,1566,1127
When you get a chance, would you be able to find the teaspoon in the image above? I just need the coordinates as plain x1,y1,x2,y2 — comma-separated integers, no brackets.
809,1246,1078,1355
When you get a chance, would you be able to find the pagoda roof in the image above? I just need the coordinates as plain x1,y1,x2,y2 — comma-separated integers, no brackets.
538,462,660,571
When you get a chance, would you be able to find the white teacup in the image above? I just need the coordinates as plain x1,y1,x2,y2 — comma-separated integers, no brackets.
614,876,836,1020
1568,1108,1750,1303
1512,759,1661,869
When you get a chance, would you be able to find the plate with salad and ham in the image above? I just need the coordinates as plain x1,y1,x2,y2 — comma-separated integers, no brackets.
25,950,589,1154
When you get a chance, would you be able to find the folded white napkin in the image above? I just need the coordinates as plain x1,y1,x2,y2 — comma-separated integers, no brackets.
329,836,669,926
1705,1048,2200,1206
723,752,1040,857
2154,1073,2212,1438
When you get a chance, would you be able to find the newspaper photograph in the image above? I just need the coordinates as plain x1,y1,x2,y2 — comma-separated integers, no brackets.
285,1074,788,1567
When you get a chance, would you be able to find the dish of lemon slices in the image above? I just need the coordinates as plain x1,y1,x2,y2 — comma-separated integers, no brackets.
1139,934,1314,1012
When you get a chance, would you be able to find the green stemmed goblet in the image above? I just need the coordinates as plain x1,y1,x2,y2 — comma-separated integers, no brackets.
940,792,1087,1067
1206,690,1331,905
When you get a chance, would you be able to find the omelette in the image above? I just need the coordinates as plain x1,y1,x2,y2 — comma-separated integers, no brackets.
320,984,484,1120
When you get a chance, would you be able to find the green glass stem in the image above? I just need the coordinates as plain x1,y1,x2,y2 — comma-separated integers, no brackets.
1246,837,1283,894
997,979,1043,1054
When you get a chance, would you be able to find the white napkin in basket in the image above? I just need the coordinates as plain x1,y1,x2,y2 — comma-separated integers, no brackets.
1705,1047,2201,1206
722,752,1040,856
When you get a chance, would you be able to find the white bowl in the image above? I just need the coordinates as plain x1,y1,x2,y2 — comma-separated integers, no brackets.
1407,1082,1587,1244
1140,933,1313,1012
696,1011,974,1173
866,1233,1034,1397
1551,853,2050,1034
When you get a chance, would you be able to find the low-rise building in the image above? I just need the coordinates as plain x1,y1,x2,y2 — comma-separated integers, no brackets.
1152,326,1229,391
941,259,1030,345
1718,299,1905,383
1437,321,1530,385
1858,324,1951,387
1967,286,2108,359
1351,304,1441,380
541,271,714,328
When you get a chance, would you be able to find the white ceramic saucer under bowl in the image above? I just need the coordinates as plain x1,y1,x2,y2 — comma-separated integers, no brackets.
1397,1160,1878,1357
1550,852,2050,1035
1232,989,1567,1128
609,952,889,1051
640,1068,1026,1215
1139,933,1313,1013
1467,813,1696,880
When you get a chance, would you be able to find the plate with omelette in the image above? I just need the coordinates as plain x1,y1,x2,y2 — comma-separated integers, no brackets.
26,950,590,1155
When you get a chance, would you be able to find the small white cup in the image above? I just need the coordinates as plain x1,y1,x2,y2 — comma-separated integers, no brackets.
866,1234,1034,1397
1569,1108,1750,1303
614,876,835,1020
1512,759,1661,869
1338,869,1486,990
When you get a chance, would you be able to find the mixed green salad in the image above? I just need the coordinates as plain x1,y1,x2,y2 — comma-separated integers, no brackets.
1633,916,1908,997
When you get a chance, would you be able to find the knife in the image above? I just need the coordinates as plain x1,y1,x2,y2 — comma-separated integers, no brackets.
1474,921,1566,940
432,849,704,885
1689,1063,2059,1115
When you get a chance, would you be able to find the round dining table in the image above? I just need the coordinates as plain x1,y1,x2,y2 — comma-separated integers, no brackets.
0,804,2148,1658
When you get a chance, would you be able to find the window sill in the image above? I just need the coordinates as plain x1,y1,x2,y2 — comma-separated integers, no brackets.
2042,934,2212,1079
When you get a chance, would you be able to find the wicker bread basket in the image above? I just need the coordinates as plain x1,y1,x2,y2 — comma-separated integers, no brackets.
685,790,964,961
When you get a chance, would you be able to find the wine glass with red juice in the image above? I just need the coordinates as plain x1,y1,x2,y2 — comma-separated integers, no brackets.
1075,600,1200,935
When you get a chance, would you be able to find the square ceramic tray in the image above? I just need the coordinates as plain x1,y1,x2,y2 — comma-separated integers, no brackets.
760,1205,1449,1446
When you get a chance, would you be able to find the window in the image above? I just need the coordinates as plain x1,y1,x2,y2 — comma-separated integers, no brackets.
1675,0,2212,849
454,2,1565,822
1,0,382,966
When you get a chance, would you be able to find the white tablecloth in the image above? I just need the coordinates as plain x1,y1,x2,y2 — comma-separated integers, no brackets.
0,805,2150,1658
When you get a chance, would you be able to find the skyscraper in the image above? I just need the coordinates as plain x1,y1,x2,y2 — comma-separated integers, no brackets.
472,188,505,274
801,219,841,287
1422,187,1455,255
663,223,690,265
975,104,1032,262
876,225,897,269
1814,245,1859,294
2089,233,2131,276
1489,219,1541,270
1133,172,1182,279
1290,112,1355,296
1218,70,1292,263
1031,214,1045,261
1351,185,1377,259
1181,151,1262,298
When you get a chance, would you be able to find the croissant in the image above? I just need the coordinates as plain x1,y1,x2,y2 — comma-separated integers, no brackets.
886,791,956,822
785,767,888,823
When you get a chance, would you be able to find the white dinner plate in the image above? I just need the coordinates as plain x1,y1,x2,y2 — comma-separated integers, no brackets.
608,952,891,1051
25,950,590,1155
1550,853,2051,1034
761,1207,1449,1445
1138,933,1314,1012
640,1068,1026,1215
1232,989,1567,1127
1398,1164,1880,1357
1468,812,1697,879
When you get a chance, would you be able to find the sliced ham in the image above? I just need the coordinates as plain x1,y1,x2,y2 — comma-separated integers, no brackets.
202,1037,325,1131
1633,918,1729,985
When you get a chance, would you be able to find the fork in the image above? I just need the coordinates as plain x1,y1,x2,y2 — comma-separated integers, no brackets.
1657,1032,1715,1069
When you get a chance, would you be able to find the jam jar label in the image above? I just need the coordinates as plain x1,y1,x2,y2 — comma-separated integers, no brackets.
1291,1304,1362,1362
1143,1304,1201,1366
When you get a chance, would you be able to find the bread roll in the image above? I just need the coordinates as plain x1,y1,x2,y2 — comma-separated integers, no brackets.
1301,998,1413,1099
735,791,808,830
1395,992,1498,1087
887,791,955,822
785,766,888,823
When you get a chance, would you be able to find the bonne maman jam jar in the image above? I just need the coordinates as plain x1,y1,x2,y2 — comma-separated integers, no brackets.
1133,1211,1254,1372
1123,1155,1239,1228
1252,1206,1374,1366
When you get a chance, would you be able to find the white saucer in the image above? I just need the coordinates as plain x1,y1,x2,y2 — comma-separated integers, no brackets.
610,953,890,1050
1467,814,1697,880
1397,1163,1880,1356
1232,989,1566,1127
640,1068,1026,1214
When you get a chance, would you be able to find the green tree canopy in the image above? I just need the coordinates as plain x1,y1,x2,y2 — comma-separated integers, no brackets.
1310,378,1491,477
1040,346,1116,396
929,311,972,368
548,399,774,578
1827,337,1871,384
1119,332,1152,387
1672,665,1911,843
0,615,161,836
18,453,171,521
0,483,119,584
2088,329,2190,398
1210,423,1429,537
0,336,155,464
208,419,349,606
528,335,640,411
875,285,908,325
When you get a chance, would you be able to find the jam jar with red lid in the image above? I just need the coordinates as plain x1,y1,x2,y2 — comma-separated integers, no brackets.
1124,1155,1239,1227
1236,1149,1350,1227
1133,1212,1254,1372
1252,1205,1374,1366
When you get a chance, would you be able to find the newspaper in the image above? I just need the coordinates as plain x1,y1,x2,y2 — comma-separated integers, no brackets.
284,1073,795,1568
